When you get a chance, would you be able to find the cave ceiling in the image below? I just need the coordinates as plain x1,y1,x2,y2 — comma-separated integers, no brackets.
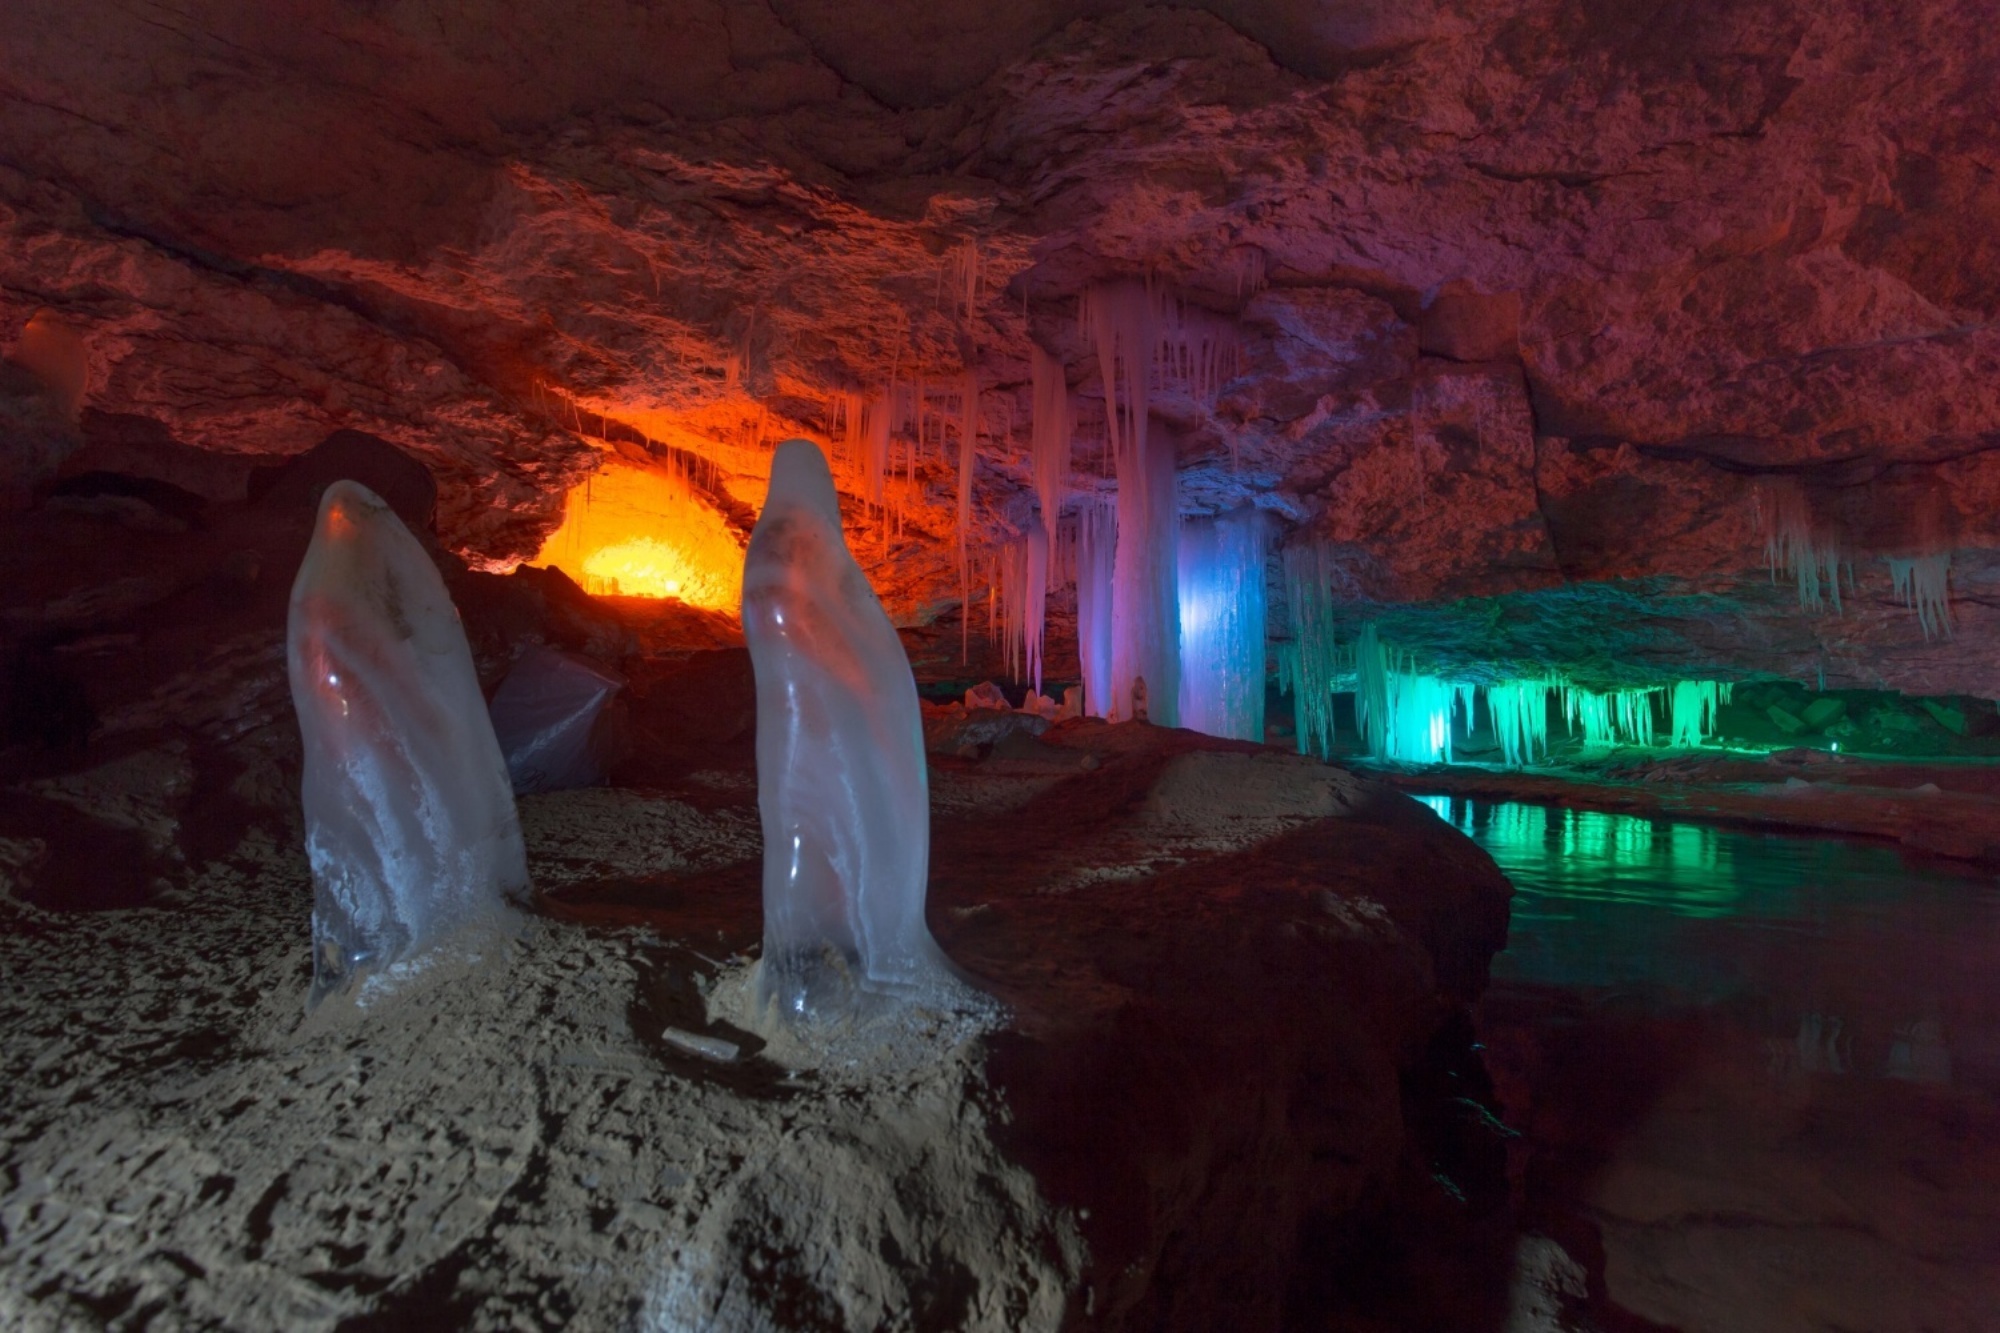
4,0,2000,693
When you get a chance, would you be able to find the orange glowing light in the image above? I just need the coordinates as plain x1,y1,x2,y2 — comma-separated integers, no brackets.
534,460,744,610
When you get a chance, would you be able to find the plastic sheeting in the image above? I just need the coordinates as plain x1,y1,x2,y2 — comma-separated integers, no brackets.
488,645,625,795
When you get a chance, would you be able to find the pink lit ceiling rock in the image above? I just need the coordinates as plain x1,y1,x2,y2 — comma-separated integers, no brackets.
4,0,1999,691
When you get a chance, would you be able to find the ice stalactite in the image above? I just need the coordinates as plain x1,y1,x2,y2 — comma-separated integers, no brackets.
1486,681,1554,767
1667,680,1733,748
1887,554,1953,639
741,440,954,1026
1031,346,1072,528
1082,281,1180,725
956,370,979,556
1177,508,1269,742
1278,540,1347,760
1354,622,1472,764
955,370,980,660
1761,480,1849,613
1000,514,1050,695
1074,499,1117,719
287,481,528,1008
1562,685,1661,748
862,390,894,512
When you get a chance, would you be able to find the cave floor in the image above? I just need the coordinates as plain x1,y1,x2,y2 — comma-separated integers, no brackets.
0,720,1514,1332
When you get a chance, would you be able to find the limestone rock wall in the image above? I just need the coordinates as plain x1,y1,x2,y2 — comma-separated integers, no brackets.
4,0,1998,690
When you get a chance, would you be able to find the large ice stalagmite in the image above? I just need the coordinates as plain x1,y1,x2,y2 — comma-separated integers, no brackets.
741,439,952,1024
287,480,528,1006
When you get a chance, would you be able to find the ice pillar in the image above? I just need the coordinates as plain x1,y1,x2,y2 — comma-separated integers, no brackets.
1177,508,1268,742
1075,499,1116,719
287,480,528,1006
741,439,952,1024
1083,281,1180,725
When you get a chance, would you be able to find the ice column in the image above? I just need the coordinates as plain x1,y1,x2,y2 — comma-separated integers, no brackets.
1177,508,1268,741
1074,499,1116,718
741,439,952,1024
287,481,528,1006
1083,281,1180,725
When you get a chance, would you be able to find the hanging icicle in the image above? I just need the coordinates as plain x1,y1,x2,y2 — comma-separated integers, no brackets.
1031,345,1072,530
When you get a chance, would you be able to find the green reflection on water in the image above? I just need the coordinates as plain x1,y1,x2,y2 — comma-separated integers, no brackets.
1418,796,1741,918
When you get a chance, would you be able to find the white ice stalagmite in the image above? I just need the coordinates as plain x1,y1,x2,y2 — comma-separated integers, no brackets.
287,481,528,1007
741,439,954,1025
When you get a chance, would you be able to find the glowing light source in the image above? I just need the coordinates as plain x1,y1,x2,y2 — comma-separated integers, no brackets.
534,460,744,609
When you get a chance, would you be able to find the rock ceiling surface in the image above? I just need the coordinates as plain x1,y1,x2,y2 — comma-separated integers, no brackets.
4,0,1999,692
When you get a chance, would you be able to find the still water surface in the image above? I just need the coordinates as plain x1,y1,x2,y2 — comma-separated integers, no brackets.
1416,795,2000,1331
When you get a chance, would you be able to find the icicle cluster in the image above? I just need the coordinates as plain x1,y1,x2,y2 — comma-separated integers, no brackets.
1486,681,1554,767
1030,346,1072,530
998,515,1051,695
1761,480,1849,613
1081,281,1179,724
1278,541,1347,759
1354,623,1475,764
1177,508,1269,742
1667,680,1733,748
1886,553,1952,639
1562,686,1657,748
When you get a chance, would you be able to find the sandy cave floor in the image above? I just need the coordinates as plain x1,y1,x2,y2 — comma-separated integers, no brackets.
0,718,1517,1332
0,786,1078,1332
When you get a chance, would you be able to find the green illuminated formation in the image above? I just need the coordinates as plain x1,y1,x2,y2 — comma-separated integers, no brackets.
1277,615,1735,767
1669,680,1733,748
1487,680,1556,767
1563,685,1661,749
1355,623,1475,764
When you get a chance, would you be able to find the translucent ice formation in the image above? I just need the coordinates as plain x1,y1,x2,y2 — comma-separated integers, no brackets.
1082,282,1181,725
1355,624,1472,764
1177,508,1268,742
1666,680,1733,748
287,481,528,1005
1030,345,1072,528
1074,499,1116,719
488,644,624,794
1487,681,1555,767
998,516,1050,695
741,440,953,1025
1276,540,1350,759
1887,553,1952,639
